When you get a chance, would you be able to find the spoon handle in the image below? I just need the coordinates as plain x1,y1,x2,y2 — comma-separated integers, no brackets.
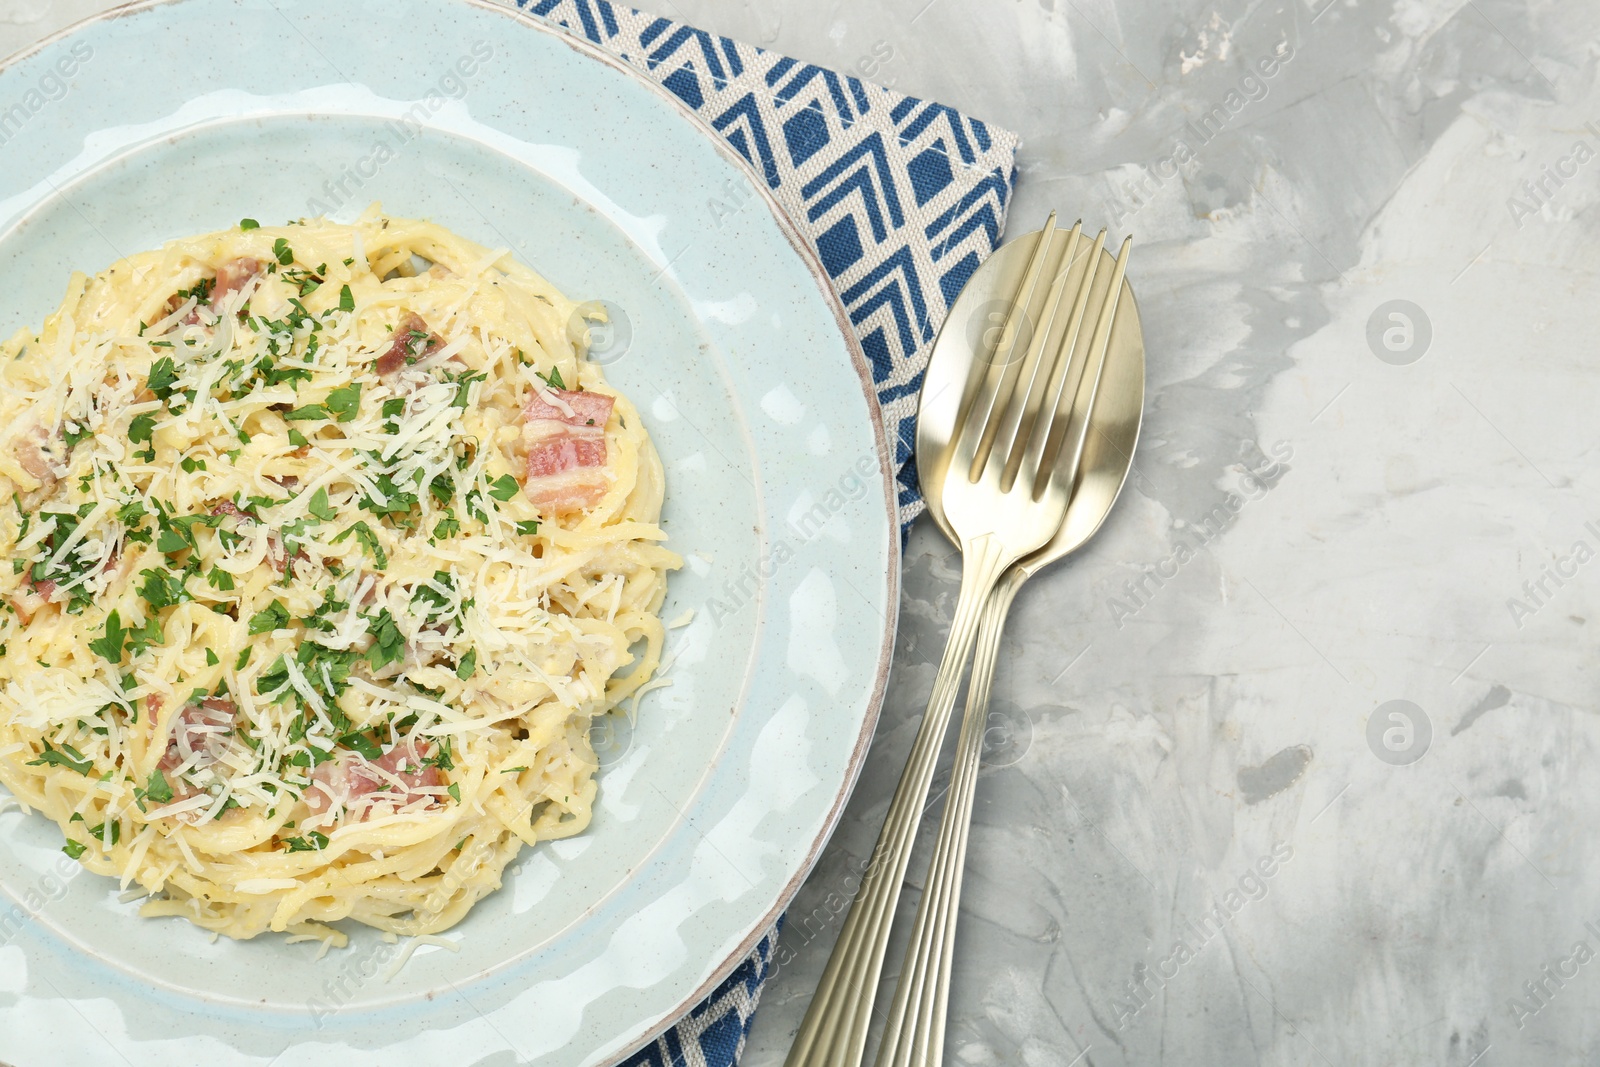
876,568,1025,1067
785,541,1013,1067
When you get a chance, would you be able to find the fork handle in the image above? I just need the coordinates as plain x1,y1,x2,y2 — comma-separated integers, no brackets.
785,537,1014,1067
875,568,1024,1067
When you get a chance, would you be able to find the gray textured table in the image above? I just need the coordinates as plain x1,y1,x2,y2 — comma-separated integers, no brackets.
7,2,1597,1065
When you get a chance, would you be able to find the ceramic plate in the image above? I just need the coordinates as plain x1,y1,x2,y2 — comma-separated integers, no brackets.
0,1,898,1064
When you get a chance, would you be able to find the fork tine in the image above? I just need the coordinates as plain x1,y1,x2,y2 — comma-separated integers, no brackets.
952,213,1057,478
1014,228,1107,493
978,269,1085,493
975,222,1085,487
1029,235,1132,500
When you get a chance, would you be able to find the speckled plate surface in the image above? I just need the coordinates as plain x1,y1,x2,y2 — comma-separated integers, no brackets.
0,1,898,1064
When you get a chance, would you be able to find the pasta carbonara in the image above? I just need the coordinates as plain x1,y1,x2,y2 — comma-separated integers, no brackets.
0,207,677,944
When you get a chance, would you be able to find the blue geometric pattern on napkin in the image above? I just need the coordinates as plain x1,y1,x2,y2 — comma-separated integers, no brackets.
501,3,1021,1063
623,924,780,1067
511,0,1020,535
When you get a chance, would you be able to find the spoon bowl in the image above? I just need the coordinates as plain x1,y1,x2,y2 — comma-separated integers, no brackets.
916,225,1145,569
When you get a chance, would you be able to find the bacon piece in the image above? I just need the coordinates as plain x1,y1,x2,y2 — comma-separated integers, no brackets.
265,534,308,575
518,387,614,514
216,501,303,574
524,388,614,427
212,502,303,574
376,313,442,376
372,743,441,789
11,571,50,624
351,570,382,609
11,517,123,623
213,258,263,303
157,697,236,774
163,293,209,328
305,742,444,820
15,423,63,494
162,260,261,326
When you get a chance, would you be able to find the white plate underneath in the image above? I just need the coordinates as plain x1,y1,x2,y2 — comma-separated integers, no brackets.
0,1,898,1064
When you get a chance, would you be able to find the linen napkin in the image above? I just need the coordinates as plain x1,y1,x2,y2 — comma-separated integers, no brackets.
501,2,1021,1062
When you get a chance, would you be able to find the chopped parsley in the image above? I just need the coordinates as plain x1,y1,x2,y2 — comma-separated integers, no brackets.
450,371,486,409
27,740,93,775
143,769,174,806
362,608,406,670
324,382,361,422
152,507,223,557
411,570,457,620
156,527,188,555
425,737,455,771
137,568,189,611
146,357,180,400
88,611,127,663
487,474,520,502
282,831,329,853
247,600,291,635
128,412,157,461
307,487,335,521
126,615,164,656
338,732,382,760
332,520,387,569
